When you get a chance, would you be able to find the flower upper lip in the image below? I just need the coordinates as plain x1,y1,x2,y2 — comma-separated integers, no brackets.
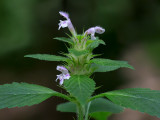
59,11,69,19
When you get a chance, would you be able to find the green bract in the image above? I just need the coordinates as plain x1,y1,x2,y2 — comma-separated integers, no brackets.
0,11,159,120
25,54,68,62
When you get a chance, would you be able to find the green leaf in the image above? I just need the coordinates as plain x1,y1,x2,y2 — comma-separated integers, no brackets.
91,58,134,72
54,37,73,44
57,102,76,113
24,54,68,62
87,39,105,49
57,101,112,120
95,88,160,118
89,112,112,120
64,75,95,104
57,98,123,114
68,49,89,56
0,82,62,108
89,98,123,113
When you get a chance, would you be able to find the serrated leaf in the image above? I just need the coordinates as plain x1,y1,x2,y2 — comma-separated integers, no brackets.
24,54,68,62
93,88,160,118
87,39,105,49
54,37,73,44
57,98,123,114
57,102,76,113
0,82,60,108
91,58,134,72
68,49,89,56
89,98,123,113
64,75,95,104
89,112,112,120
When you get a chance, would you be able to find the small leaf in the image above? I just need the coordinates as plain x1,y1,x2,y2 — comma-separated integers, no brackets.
68,49,89,56
91,58,134,72
0,82,62,108
57,98,123,114
54,37,73,44
64,75,95,104
25,54,68,62
89,98,123,113
93,88,160,118
57,102,76,113
87,39,105,49
57,101,112,120
89,112,112,120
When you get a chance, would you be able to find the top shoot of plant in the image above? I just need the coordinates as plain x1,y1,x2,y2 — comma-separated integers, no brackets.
0,11,160,120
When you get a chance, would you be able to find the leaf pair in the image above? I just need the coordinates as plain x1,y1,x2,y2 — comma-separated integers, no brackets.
55,37,106,50
1,82,160,119
57,87,160,119
25,54,134,73
57,98,123,120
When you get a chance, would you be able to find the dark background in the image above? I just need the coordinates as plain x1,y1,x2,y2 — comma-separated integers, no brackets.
0,0,160,120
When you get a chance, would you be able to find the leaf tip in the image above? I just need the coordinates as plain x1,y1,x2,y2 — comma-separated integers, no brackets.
24,55,30,58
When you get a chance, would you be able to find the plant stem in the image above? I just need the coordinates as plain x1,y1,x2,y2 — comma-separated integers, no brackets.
85,101,91,120
77,103,84,120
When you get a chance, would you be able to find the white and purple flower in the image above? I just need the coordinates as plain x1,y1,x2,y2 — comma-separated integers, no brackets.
85,26,105,40
58,11,76,36
56,66,70,85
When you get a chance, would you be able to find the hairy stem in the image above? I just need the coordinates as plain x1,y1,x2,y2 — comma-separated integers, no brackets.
77,103,84,120
85,101,91,120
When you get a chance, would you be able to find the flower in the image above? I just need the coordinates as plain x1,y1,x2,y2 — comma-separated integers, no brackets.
85,26,105,40
56,66,70,85
58,11,76,36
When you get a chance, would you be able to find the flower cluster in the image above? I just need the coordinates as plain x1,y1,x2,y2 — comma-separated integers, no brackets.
58,11,105,40
56,11,105,85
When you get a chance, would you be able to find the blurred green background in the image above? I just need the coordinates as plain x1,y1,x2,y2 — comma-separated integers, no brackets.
0,0,160,120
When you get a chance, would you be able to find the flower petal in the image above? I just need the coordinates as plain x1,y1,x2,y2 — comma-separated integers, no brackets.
59,11,69,19
85,27,95,35
58,20,69,30
57,66,68,72
59,79,64,85
95,26,105,34
63,73,71,79
91,34,96,40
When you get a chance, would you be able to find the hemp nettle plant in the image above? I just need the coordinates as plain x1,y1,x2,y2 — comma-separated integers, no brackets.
1,11,160,120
